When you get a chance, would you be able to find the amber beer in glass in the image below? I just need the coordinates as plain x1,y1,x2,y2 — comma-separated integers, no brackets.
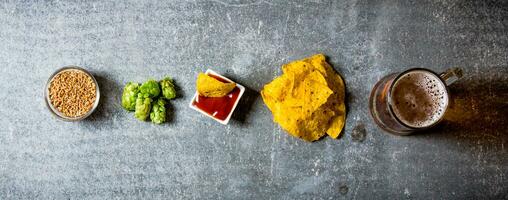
369,68,463,135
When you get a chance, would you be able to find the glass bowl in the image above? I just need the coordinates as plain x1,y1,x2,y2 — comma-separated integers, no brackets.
45,66,100,121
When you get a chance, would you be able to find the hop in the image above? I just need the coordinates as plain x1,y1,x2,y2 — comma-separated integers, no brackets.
121,82,139,111
160,77,177,100
135,93,152,121
139,79,160,98
150,98,167,124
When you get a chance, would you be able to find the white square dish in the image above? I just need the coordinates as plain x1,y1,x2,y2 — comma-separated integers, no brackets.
189,69,245,125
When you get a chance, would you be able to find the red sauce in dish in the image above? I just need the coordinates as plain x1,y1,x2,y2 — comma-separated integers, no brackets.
192,74,240,121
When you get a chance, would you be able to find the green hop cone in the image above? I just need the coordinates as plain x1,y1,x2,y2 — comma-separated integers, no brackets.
135,93,152,121
121,82,140,111
160,77,177,100
150,98,167,124
139,79,160,98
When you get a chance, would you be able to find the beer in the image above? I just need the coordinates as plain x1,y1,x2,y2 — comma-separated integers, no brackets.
390,71,448,128
369,68,462,135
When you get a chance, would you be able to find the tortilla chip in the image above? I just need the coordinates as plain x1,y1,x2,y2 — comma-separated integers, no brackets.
325,73,346,138
196,73,236,97
326,105,346,138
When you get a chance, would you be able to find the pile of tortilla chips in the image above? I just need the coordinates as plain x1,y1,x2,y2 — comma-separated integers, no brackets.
261,54,346,142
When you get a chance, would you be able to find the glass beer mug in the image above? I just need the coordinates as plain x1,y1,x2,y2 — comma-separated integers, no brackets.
369,68,463,135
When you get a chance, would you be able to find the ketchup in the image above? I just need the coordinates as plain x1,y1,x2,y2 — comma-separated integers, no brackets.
192,74,240,121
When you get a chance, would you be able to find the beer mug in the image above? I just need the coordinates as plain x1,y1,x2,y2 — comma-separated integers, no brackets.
369,68,463,135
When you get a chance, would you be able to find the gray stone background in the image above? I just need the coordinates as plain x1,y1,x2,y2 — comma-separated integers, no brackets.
0,0,507,199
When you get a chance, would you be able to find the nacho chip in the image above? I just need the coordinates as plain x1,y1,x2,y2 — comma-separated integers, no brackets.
326,73,346,138
261,54,346,142
196,73,236,97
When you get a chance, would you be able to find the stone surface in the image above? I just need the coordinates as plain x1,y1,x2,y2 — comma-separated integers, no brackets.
0,0,507,199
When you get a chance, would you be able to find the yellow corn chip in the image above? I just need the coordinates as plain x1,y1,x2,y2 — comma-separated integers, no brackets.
196,73,236,97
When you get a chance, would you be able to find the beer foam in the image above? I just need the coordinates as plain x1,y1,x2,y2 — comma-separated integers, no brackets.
390,70,448,128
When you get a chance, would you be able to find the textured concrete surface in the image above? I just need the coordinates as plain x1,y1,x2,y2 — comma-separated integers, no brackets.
0,0,507,199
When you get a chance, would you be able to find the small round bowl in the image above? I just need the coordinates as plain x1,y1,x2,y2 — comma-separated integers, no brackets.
45,66,100,121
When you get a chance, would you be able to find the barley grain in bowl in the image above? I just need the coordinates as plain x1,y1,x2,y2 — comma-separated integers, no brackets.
45,66,100,121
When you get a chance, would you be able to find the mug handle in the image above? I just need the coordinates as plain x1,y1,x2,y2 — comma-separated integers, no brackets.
440,67,463,86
